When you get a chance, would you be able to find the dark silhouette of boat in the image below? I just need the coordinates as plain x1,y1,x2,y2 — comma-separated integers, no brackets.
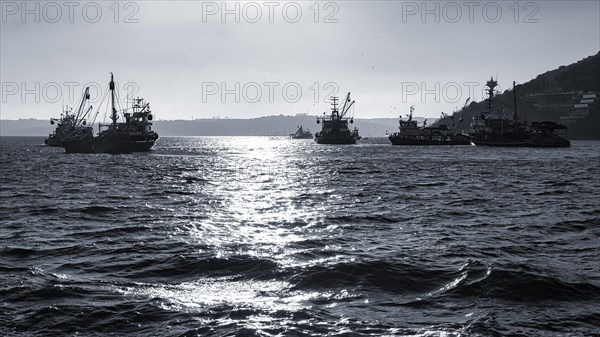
315,93,356,144
388,106,470,145
45,111,77,147
469,77,570,147
45,88,93,147
291,125,312,139
351,126,361,141
62,73,159,154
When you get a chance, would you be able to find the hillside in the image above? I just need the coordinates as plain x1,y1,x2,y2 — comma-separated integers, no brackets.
437,52,600,139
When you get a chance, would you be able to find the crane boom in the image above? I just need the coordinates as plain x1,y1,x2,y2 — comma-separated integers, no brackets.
74,87,90,122
77,105,93,126
340,100,355,119
339,92,351,115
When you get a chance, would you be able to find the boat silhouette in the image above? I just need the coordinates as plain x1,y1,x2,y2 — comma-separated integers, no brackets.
469,77,570,147
62,73,159,154
315,93,357,145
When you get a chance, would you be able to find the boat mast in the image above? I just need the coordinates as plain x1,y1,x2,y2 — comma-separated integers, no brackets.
486,77,497,114
110,72,117,126
331,96,339,120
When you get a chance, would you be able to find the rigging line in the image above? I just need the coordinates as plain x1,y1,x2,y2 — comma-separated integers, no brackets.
340,92,349,115
91,109,100,125
102,101,107,125
93,88,110,125
113,87,120,114
91,89,106,125
105,94,111,124
102,88,110,124
126,78,130,113
341,99,354,119
74,88,90,124
113,84,123,115
70,87,84,116
79,106,93,126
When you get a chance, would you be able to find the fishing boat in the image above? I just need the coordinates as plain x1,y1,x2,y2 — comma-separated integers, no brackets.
469,77,570,147
315,93,356,144
45,89,92,147
62,73,159,154
291,125,312,139
388,106,470,145
351,126,361,141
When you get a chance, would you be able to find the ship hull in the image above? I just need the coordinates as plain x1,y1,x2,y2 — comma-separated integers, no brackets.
316,139,355,145
469,138,531,147
470,134,570,147
315,132,356,145
63,134,158,154
64,140,157,154
471,139,570,147
291,134,313,139
63,141,94,153
45,136,62,147
388,135,470,146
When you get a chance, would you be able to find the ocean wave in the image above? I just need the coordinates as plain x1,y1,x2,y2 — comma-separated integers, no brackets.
450,266,600,302
118,255,281,283
77,205,122,215
2,137,600,336
288,259,463,294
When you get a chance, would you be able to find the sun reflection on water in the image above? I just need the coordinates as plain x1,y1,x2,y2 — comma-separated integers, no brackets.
120,277,311,312
127,137,439,333
176,137,345,264
143,137,356,315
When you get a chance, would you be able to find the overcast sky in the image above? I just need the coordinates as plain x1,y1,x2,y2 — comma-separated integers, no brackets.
1,1,599,121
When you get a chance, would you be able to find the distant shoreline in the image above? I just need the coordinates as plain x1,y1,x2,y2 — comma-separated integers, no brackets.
0,117,435,138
